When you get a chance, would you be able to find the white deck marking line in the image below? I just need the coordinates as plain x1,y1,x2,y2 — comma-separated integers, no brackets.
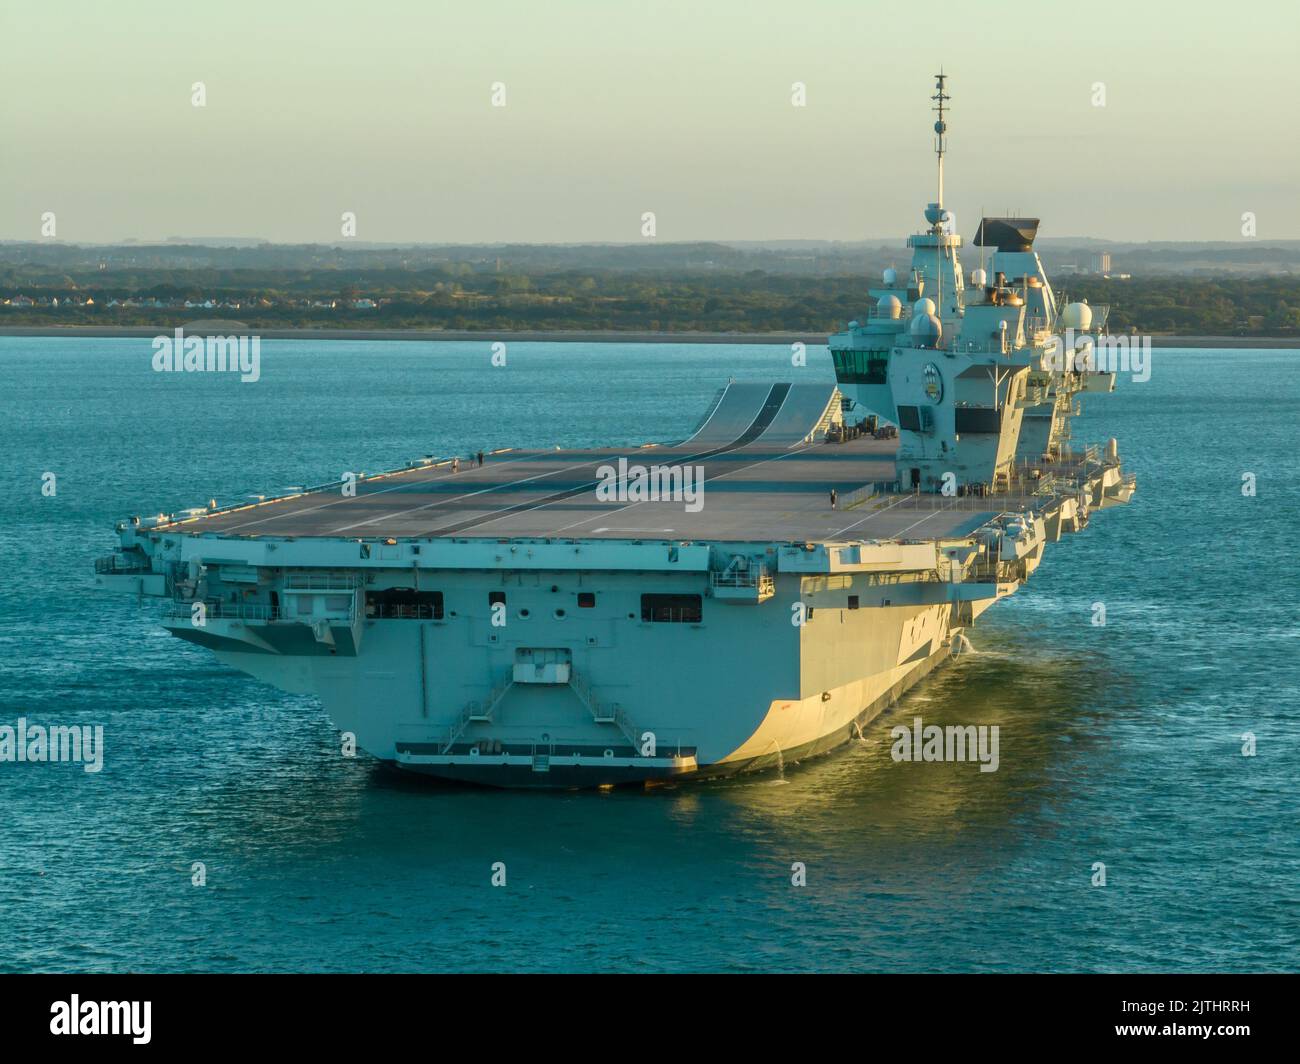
831,499,994,540
407,387,798,536
329,464,571,534
326,442,713,536
197,452,542,534
546,441,817,533
221,440,710,537
824,493,916,537
891,508,971,539
890,500,1004,539
276,443,679,536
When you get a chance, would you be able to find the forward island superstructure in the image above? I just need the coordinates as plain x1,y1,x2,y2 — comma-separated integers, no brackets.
95,77,1135,787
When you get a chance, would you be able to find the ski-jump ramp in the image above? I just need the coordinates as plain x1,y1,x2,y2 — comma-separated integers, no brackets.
683,382,841,448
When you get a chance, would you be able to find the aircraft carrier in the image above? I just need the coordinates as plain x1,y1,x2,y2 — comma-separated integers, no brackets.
94,76,1135,787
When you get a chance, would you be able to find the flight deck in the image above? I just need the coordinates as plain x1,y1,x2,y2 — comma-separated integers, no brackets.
150,383,1004,546
93,74,1138,790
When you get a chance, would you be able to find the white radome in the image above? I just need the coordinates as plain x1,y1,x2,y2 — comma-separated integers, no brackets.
1060,301,1094,331
971,267,988,286
913,297,936,318
877,294,902,319
910,312,942,345
883,267,898,286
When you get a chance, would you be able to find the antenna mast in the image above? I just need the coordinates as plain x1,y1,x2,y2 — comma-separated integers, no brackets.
932,71,949,210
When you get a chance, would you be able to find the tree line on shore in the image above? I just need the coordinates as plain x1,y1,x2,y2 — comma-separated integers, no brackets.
1,266,1298,335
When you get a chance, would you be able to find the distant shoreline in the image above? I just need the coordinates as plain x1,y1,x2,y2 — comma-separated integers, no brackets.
0,325,1296,348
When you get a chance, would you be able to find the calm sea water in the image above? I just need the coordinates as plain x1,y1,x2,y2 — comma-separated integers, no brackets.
1,337,1297,973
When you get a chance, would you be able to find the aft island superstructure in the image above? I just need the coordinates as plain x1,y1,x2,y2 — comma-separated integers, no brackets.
95,76,1135,787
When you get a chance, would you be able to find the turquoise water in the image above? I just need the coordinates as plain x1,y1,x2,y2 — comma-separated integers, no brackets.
1,337,1297,973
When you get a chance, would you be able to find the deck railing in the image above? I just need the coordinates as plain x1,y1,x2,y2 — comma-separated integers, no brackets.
164,597,358,623
162,600,283,622
95,554,152,575
282,573,361,591
840,481,897,510
710,564,774,596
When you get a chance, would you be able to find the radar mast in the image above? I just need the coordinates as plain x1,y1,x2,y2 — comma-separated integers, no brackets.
932,71,949,213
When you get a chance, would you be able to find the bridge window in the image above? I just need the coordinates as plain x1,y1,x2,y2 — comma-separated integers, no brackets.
641,593,702,624
831,349,889,385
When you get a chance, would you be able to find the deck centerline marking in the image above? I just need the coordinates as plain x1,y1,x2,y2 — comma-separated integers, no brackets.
414,383,795,536
181,450,547,535
547,441,816,533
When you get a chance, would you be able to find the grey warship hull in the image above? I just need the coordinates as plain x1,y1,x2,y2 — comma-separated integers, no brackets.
96,378,1131,788
94,76,1135,788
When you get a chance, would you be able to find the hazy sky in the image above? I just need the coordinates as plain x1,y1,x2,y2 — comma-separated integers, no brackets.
3,0,1298,244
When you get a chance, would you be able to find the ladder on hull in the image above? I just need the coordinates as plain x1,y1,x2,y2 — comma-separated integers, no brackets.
569,671,641,749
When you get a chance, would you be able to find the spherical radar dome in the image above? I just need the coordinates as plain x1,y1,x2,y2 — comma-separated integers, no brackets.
882,267,898,286
910,313,943,346
877,294,902,319
913,297,936,318
1060,301,1094,331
